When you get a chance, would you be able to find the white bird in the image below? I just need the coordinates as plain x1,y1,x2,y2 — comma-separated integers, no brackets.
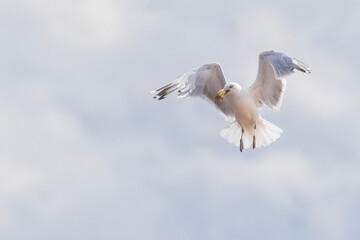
151,51,311,152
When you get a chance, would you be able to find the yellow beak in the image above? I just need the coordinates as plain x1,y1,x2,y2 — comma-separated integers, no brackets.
215,89,227,100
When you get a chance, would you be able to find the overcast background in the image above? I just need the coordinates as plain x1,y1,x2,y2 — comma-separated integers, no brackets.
0,0,360,239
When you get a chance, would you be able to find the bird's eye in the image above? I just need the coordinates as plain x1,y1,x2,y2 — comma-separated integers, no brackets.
229,86,233,88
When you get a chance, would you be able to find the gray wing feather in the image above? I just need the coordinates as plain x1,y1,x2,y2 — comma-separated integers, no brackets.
250,51,311,110
151,63,234,121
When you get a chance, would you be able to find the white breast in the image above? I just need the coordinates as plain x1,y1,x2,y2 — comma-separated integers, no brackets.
229,90,260,132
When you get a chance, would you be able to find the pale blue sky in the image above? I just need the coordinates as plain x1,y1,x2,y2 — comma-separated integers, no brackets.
0,0,359,239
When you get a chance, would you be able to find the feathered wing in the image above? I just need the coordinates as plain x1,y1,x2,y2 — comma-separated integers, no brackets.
249,51,311,110
151,63,235,121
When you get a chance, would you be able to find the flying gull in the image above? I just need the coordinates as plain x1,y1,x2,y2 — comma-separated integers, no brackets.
151,51,311,152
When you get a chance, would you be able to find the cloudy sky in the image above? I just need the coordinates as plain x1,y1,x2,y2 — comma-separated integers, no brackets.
1,0,360,239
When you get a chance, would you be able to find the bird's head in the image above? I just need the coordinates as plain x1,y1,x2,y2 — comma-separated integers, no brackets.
215,82,241,100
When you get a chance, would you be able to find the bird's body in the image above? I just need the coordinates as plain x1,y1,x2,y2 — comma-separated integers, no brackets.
230,88,259,133
216,83,283,151
151,51,311,152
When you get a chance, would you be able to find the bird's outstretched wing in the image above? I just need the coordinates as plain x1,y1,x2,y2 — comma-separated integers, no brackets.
249,51,311,110
151,63,234,121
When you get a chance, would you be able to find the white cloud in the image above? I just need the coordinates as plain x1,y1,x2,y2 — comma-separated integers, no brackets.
143,147,360,239
1,0,155,54
287,59,357,119
106,138,360,239
240,11,295,51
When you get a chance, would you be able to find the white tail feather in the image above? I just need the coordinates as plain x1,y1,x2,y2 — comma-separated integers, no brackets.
219,119,282,149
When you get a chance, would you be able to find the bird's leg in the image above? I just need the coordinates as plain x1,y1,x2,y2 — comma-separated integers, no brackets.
252,124,256,149
240,128,244,152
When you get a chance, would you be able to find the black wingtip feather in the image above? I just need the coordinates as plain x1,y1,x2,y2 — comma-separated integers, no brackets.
292,58,311,74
